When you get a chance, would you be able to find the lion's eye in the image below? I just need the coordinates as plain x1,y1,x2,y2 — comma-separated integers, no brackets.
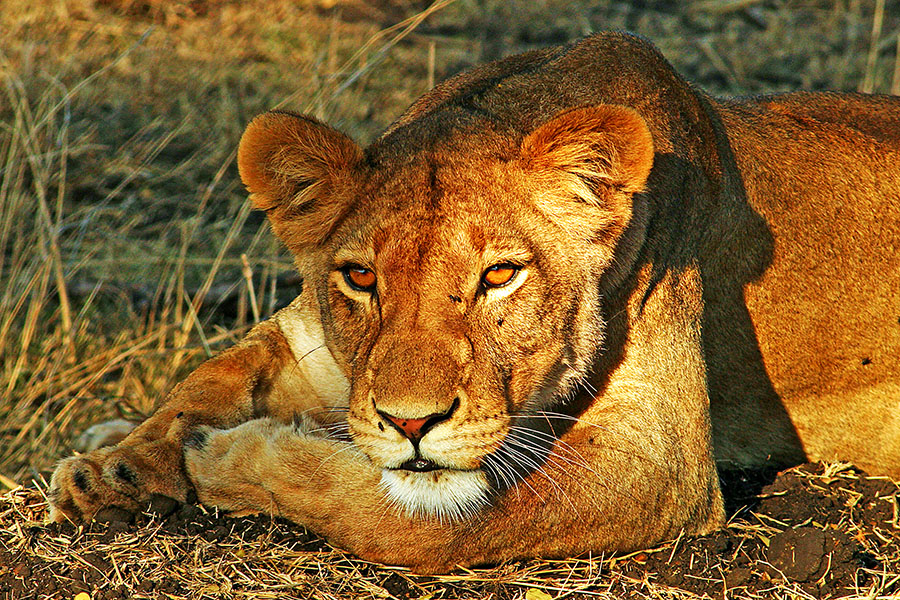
482,264,520,288
342,265,377,292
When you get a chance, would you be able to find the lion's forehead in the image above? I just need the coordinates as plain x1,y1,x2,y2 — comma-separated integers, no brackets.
368,157,520,215
337,160,536,270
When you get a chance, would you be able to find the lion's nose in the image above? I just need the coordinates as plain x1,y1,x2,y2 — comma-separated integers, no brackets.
376,398,459,442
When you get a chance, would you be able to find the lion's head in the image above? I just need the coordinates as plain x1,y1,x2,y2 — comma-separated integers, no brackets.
237,104,654,520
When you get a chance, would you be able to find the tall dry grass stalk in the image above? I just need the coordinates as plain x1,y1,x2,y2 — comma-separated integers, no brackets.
893,32,900,95
860,0,886,93
0,64,244,485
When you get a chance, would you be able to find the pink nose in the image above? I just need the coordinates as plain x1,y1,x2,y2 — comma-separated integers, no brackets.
380,415,430,440
376,398,459,442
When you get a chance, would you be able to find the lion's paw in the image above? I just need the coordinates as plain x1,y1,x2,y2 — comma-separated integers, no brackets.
49,439,191,523
183,420,286,515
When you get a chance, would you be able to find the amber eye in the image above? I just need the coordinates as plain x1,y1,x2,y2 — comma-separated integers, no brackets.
482,264,520,288
342,265,377,292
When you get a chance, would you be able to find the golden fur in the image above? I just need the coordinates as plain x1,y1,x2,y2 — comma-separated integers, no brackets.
49,33,900,573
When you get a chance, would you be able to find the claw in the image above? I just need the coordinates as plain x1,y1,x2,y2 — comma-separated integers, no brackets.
114,462,138,486
184,428,209,450
73,469,90,492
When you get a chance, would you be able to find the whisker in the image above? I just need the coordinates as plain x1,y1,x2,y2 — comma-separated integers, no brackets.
510,410,612,433
304,443,357,483
509,418,658,499
295,344,327,364
505,433,602,488
515,415,669,475
318,406,350,414
502,433,622,511
291,405,349,425
571,375,598,397
500,442,579,515
483,452,519,496
510,438,603,487
310,422,351,434
306,421,352,441
285,344,329,382
507,425,587,460
493,446,546,503
487,447,530,496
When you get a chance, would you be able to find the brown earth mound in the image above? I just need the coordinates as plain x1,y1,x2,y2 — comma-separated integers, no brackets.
1,462,897,600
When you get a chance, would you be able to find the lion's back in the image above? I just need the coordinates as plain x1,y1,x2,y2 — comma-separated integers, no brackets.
713,93,900,476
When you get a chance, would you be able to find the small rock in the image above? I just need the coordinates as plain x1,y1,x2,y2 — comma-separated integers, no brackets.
767,527,825,582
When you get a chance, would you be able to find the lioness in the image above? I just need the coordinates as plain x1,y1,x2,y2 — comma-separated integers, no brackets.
49,32,900,573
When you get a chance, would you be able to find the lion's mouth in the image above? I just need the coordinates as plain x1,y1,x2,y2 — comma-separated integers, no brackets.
397,457,442,472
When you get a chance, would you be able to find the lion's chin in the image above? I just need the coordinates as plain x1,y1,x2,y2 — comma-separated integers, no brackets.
379,468,490,522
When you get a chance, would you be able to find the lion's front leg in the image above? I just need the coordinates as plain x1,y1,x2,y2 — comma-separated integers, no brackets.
183,418,464,570
48,319,302,523
182,419,354,517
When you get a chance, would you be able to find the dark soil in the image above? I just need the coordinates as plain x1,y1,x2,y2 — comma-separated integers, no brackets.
613,463,899,598
1,462,897,599
0,501,331,600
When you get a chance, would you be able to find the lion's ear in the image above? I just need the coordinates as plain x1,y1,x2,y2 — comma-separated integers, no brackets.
238,111,362,251
520,105,654,241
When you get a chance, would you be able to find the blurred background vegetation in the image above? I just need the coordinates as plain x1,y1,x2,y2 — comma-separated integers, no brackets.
1,0,898,488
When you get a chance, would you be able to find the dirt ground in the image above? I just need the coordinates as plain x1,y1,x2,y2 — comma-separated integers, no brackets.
2,462,898,599
2,1,900,599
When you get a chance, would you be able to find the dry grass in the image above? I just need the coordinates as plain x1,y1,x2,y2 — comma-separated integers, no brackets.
1,0,899,598
2,463,898,599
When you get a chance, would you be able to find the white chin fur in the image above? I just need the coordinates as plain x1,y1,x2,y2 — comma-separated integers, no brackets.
380,468,490,522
